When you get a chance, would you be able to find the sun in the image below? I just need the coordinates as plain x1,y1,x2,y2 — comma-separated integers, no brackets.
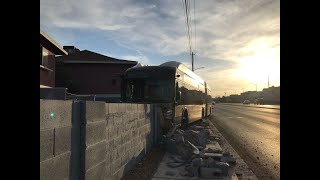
235,43,280,90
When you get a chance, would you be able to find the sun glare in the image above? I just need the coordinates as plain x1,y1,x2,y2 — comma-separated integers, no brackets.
236,44,280,90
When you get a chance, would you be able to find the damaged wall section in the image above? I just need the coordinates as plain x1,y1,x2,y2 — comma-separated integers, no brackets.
82,102,153,180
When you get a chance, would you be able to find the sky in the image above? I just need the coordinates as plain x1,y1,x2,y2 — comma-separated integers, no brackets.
40,0,280,97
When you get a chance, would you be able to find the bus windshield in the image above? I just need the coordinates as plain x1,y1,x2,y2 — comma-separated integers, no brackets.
124,78,174,103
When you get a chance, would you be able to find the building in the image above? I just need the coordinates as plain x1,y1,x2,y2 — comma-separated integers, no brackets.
240,91,260,102
40,31,68,88
55,47,137,99
261,86,280,104
229,94,242,103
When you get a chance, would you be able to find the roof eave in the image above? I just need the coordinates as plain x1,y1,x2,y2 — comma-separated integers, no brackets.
40,31,68,55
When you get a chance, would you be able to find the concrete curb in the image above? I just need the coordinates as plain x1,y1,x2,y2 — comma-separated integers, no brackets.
207,119,258,180
218,103,280,110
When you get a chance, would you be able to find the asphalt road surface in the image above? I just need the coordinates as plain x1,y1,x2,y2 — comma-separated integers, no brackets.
210,103,280,180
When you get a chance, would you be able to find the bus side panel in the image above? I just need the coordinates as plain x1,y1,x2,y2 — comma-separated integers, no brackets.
175,104,205,124
187,104,205,123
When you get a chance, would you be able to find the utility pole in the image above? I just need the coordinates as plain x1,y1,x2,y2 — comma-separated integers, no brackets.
268,76,270,88
191,52,195,71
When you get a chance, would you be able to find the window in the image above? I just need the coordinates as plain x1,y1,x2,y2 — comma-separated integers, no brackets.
40,46,49,68
112,79,117,86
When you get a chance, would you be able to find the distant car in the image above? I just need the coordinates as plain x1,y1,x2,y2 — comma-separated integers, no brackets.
212,101,216,105
243,100,250,104
254,98,264,105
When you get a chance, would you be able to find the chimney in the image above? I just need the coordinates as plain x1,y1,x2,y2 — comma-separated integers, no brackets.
63,46,80,54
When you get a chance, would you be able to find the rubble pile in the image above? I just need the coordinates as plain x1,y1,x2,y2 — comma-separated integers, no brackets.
164,120,236,179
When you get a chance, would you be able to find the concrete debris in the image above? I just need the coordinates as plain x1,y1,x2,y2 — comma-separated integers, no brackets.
204,152,223,159
165,170,176,176
221,156,236,164
164,120,236,179
204,141,223,153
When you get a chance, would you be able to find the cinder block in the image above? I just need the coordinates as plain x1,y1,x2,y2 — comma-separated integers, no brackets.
139,127,143,135
105,103,109,114
105,128,110,141
125,152,130,163
140,134,146,142
114,136,121,149
128,112,134,121
129,149,135,159
124,133,130,143
106,165,111,177
134,113,139,122
85,160,106,180
111,159,121,176
40,152,70,180
111,149,118,163
125,142,131,153
125,151,131,162
85,101,106,122
137,104,143,112
118,145,125,158
118,103,126,113
54,126,71,156
106,153,111,166
142,112,146,120
122,114,128,124
132,129,138,138
86,121,106,146
40,129,54,162
126,103,132,112
125,122,130,131
109,103,119,114
133,137,139,147
108,126,116,139
106,114,114,127
40,100,72,129
109,139,114,151
117,126,123,138
105,140,110,153
115,158,121,170
121,155,126,166
111,162,117,175
117,165,125,180
85,141,106,170
114,114,123,125
132,104,137,112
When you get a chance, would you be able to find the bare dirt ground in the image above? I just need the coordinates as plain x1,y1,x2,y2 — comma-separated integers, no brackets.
122,146,166,180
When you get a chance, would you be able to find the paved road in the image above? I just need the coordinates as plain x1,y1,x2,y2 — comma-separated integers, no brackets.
210,104,280,180
221,103,280,110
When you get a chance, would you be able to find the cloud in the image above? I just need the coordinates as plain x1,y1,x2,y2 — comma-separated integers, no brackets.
41,0,280,96
119,55,151,66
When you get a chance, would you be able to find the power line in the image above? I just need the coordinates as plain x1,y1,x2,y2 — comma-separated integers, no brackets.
188,0,193,55
182,0,189,53
184,0,192,55
193,0,196,56
182,0,197,70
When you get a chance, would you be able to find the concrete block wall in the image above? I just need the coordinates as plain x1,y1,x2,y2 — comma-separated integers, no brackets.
40,100,153,180
82,102,152,180
40,100,73,180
